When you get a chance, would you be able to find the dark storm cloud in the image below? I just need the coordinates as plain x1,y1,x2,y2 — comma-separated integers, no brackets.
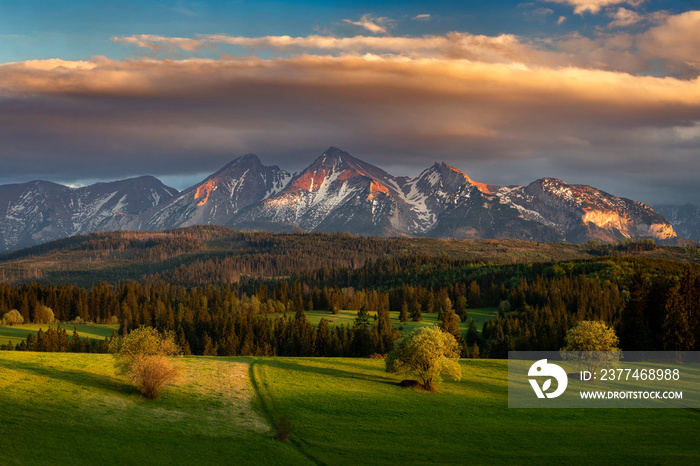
1,33,699,204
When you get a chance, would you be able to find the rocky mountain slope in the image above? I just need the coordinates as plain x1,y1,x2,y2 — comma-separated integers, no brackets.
654,204,700,241
0,147,679,251
0,177,177,251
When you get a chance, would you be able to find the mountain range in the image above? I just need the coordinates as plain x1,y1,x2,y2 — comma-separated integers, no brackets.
0,147,695,252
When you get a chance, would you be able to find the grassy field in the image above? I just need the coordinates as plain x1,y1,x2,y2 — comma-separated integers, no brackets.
0,352,306,465
255,358,700,465
267,308,497,335
0,323,118,346
1,352,697,465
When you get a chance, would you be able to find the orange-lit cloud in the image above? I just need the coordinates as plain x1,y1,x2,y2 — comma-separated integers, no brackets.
637,11,700,75
545,0,643,15
607,7,643,28
343,14,391,35
3,14,700,204
110,11,700,78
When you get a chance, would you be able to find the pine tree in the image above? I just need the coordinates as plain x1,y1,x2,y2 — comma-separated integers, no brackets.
316,318,332,356
410,299,422,322
71,328,81,352
471,342,480,359
202,333,218,356
439,307,462,344
376,305,396,354
466,319,480,345
294,308,307,323
663,281,695,357
399,302,409,323
456,296,468,322
177,328,192,355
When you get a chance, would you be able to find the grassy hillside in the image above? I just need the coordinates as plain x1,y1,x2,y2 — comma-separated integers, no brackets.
1,352,697,465
0,352,306,465
255,358,700,465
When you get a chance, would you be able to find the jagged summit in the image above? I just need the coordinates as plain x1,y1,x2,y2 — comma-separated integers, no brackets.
0,147,680,251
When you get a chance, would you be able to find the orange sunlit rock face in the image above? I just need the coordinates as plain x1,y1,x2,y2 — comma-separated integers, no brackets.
582,209,629,230
287,170,327,193
367,181,390,201
443,163,491,194
194,179,218,206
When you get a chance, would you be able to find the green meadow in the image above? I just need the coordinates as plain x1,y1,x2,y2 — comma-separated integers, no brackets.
268,307,497,334
0,308,495,348
0,323,118,346
1,352,698,465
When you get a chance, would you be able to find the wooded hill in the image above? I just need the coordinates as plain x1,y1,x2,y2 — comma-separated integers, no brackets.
1,225,698,287
0,227,698,358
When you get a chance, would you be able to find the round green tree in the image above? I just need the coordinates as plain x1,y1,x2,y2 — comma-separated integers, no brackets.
386,326,462,391
2,309,24,326
560,320,621,374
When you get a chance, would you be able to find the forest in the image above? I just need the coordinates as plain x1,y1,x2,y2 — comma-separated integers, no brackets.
1,229,698,358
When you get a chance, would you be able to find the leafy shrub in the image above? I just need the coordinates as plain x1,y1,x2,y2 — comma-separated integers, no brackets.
273,417,293,442
2,309,24,326
109,326,181,399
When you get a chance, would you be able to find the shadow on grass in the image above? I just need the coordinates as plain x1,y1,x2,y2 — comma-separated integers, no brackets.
255,358,400,387
0,357,137,396
0,327,35,341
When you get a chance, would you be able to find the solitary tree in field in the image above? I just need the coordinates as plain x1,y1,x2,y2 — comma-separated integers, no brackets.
109,326,181,399
560,320,621,374
386,326,462,391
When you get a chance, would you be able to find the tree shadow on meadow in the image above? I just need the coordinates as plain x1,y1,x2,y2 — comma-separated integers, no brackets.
0,357,136,396
256,358,398,387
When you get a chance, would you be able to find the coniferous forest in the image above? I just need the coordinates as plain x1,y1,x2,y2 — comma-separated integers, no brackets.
0,227,698,358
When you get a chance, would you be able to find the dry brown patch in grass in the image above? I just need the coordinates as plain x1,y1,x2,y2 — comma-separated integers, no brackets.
182,359,270,434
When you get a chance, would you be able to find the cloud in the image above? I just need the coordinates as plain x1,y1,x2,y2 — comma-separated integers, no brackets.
607,7,643,28
413,14,431,21
343,14,391,35
111,13,700,78
1,51,700,204
113,34,210,55
112,32,556,66
636,11,700,76
544,0,643,15
557,15,567,25
525,7,555,23
4,12,700,203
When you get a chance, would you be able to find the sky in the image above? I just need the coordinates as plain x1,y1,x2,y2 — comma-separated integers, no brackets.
1,0,699,206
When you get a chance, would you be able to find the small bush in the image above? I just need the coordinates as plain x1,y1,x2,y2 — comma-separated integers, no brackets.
273,417,293,442
130,355,181,399
109,326,181,400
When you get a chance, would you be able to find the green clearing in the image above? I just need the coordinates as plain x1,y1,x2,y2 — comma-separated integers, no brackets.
268,307,497,335
1,352,697,465
0,323,118,346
